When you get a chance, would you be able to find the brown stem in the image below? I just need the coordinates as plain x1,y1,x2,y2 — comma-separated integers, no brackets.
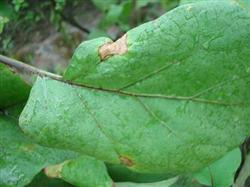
0,54,62,80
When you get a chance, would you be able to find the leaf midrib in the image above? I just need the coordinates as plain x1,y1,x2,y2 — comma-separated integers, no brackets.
56,76,250,106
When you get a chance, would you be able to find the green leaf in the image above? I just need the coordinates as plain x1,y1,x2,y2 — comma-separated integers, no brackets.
0,115,77,187
116,177,178,187
102,4,123,26
194,148,241,187
136,0,160,8
107,164,171,182
233,153,250,187
26,172,73,187
180,0,250,9
236,0,250,10
44,156,175,187
44,156,114,187
20,0,250,174
169,175,203,187
19,76,250,174
91,0,117,11
180,0,217,5
98,1,133,31
0,16,8,33
0,64,30,109
0,2,13,18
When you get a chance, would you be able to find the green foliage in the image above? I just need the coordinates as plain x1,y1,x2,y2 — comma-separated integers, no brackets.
0,64,30,109
45,156,113,187
0,0,250,186
89,0,180,38
116,177,178,187
0,2,12,34
0,64,78,186
0,16,8,34
91,0,117,11
194,148,241,187
0,115,77,187
20,0,250,175
107,164,170,182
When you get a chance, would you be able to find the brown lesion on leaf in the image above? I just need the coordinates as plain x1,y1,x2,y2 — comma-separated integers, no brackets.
119,156,134,167
99,34,128,61
44,161,69,178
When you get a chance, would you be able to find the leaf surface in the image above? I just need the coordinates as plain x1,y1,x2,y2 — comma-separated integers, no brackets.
0,115,77,187
0,64,30,109
20,0,250,174
116,177,178,187
194,148,241,187
107,164,170,182
45,156,114,187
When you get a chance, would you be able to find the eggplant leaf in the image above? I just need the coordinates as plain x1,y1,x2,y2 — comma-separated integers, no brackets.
20,0,250,174
0,115,77,187
0,64,30,109
44,156,114,187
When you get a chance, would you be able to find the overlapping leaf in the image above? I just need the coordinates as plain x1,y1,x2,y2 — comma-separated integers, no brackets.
44,156,114,187
20,0,250,174
0,64,78,187
193,148,241,187
0,115,78,187
0,64,30,109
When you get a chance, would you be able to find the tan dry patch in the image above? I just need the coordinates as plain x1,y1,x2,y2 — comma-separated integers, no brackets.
44,161,68,178
119,156,134,167
99,34,127,60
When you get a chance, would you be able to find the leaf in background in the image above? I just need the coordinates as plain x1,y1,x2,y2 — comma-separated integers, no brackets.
136,0,160,9
26,172,73,187
0,115,78,187
102,4,123,26
160,0,180,11
44,156,114,187
91,0,117,12
44,156,177,187
0,64,30,109
20,0,250,174
0,16,8,34
0,0,13,33
233,152,250,187
0,1,13,18
194,148,241,187
107,164,171,182
116,177,178,187
169,175,203,187
98,0,133,31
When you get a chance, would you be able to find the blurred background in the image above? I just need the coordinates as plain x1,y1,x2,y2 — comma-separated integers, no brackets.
0,0,179,74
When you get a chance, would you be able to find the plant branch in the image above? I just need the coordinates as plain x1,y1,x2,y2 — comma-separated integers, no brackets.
0,54,62,80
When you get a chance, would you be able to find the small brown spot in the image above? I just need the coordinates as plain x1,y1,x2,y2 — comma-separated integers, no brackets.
119,156,134,167
99,34,127,60
44,162,67,178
